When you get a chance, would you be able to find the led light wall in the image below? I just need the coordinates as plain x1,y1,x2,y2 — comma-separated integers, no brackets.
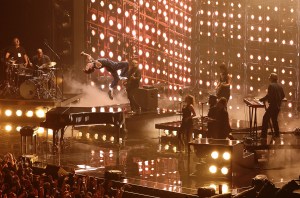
192,0,299,116
85,0,192,100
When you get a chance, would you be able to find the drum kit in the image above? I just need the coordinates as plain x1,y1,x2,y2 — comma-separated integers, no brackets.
1,61,61,99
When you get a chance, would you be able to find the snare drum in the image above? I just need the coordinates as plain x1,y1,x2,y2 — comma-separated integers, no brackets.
20,80,37,99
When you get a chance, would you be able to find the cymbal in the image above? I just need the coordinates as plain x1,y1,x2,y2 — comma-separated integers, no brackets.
38,64,48,69
47,62,56,67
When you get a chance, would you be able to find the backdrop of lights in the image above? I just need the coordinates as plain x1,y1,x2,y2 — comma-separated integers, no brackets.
85,0,192,100
192,0,300,116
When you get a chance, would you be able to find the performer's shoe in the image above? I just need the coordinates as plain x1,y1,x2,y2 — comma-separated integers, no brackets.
108,88,114,100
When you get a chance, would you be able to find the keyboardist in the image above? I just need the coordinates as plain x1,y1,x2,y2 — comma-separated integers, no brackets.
259,73,285,139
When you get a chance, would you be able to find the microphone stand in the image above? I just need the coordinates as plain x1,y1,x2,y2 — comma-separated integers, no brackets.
178,101,183,121
44,41,63,100
199,101,207,138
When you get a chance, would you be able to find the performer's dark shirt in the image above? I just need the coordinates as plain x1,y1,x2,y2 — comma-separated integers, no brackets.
6,46,26,64
181,105,193,129
31,55,51,68
207,105,230,139
261,82,285,108
126,68,141,89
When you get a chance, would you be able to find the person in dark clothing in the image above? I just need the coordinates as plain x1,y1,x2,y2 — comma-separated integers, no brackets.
207,95,218,118
82,52,129,100
206,95,218,138
207,97,231,139
31,49,51,69
5,38,29,66
216,63,231,102
31,48,51,77
125,60,141,113
179,95,196,152
259,73,285,138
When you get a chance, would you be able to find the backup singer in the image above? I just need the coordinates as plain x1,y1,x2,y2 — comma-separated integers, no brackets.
83,53,129,100
259,73,285,139
179,95,196,152
216,63,231,101
125,60,141,113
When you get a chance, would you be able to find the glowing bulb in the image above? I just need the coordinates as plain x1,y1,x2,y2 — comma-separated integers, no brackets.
5,110,12,117
5,125,12,132
36,109,45,118
221,167,229,175
26,111,34,117
209,165,217,174
211,151,219,159
223,152,231,160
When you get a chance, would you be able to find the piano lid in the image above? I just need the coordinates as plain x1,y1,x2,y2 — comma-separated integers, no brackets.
42,107,125,129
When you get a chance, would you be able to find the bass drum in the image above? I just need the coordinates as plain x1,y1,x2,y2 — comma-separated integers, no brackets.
20,80,37,99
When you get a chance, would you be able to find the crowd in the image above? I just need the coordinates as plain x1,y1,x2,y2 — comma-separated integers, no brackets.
0,153,129,198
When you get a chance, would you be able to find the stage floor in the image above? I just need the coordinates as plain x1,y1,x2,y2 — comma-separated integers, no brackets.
0,99,300,196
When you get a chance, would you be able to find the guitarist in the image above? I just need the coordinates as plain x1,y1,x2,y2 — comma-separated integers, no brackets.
82,52,129,100
125,60,141,113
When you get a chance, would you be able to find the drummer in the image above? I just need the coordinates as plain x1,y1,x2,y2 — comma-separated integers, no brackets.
5,37,29,66
31,48,51,77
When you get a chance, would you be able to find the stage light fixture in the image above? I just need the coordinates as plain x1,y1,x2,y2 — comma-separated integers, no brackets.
5,110,12,117
37,127,44,134
36,109,45,118
5,125,12,132
91,14,97,21
109,51,113,58
48,129,53,136
223,152,231,160
16,110,23,117
16,126,22,132
221,167,229,175
209,165,217,174
211,151,219,159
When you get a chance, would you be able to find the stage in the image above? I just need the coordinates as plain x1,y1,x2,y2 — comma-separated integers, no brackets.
0,95,300,197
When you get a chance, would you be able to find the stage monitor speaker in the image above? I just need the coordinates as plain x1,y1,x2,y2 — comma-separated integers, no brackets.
45,165,68,178
104,170,123,181
135,88,158,112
